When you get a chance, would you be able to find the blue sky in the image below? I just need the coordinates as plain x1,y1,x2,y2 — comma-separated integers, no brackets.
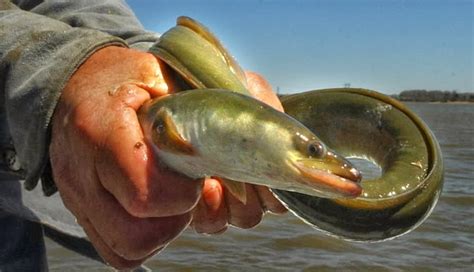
127,0,473,94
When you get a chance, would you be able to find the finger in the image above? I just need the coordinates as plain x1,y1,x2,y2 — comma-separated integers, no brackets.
225,184,264,229
254,185,288,214
78,215,146,269
151,58,188,96
49,161,147,268
191,178,228,234
86,170,192,261
96,84,203,217
245,71,284,112
139,57,172,97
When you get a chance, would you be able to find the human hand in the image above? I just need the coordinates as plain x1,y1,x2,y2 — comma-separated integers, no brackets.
50,46,286,269
50,46,203,269
191,71,287,235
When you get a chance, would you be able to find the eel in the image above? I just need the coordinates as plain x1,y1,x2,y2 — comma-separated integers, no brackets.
276,89,444,241
138,89,362,202
146,16,444,241
144,16,362,202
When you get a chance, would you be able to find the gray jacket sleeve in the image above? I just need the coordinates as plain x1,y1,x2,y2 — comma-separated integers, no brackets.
0,0,160,193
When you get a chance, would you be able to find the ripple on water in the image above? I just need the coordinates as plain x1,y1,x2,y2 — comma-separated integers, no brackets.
260,233,359,252
441,194,474,207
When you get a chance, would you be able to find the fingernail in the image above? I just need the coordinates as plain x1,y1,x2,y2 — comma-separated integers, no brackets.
202,179,223,212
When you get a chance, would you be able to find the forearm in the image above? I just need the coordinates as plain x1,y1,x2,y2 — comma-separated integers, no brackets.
0,4,126,191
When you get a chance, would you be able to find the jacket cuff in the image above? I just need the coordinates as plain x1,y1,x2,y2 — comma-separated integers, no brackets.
5,30,126,193
24,38,127,193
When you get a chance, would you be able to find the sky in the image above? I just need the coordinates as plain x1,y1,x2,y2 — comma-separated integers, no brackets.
127,0,473,95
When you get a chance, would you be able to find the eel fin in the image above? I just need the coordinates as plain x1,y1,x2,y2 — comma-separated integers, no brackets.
218,177,247,204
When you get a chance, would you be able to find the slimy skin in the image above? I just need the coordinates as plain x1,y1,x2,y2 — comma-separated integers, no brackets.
145,16,443,241
138,89,362,200
275,89,444,241
146,16,362,201
149,17,249,95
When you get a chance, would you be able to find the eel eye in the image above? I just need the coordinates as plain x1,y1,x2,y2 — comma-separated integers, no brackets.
308,142,325,158
153,119,166,134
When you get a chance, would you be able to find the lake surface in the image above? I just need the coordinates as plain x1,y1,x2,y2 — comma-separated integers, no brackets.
46,103,474,271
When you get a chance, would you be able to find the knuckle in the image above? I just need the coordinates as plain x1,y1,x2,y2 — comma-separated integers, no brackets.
153,194,200,217
231,210,264,229
237,216,263,229
121,186,200,218
113,166,203,218
151,177,203,216
192,215,228,235
124,194,153,218
101,175,198,218
170,187,202,213
71,103,98,138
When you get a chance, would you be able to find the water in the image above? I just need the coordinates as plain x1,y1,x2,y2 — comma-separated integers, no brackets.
46,103,474,271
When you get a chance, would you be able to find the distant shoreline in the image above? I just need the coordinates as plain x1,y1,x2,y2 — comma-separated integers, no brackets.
403,101,474,104
278,90,474,103
392,90,474,103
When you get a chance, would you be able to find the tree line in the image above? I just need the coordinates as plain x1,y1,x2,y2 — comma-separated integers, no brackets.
392,90,474,102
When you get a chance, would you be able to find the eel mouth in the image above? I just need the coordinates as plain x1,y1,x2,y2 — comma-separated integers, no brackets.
294,158,362,198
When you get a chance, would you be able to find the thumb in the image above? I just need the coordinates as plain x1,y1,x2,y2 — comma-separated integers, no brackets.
245,71,284,112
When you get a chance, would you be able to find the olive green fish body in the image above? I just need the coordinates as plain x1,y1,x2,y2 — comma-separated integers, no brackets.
146,16,362,200
150,19,249,94
273,88,444,241
139,89,362,198
146,16,443,241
